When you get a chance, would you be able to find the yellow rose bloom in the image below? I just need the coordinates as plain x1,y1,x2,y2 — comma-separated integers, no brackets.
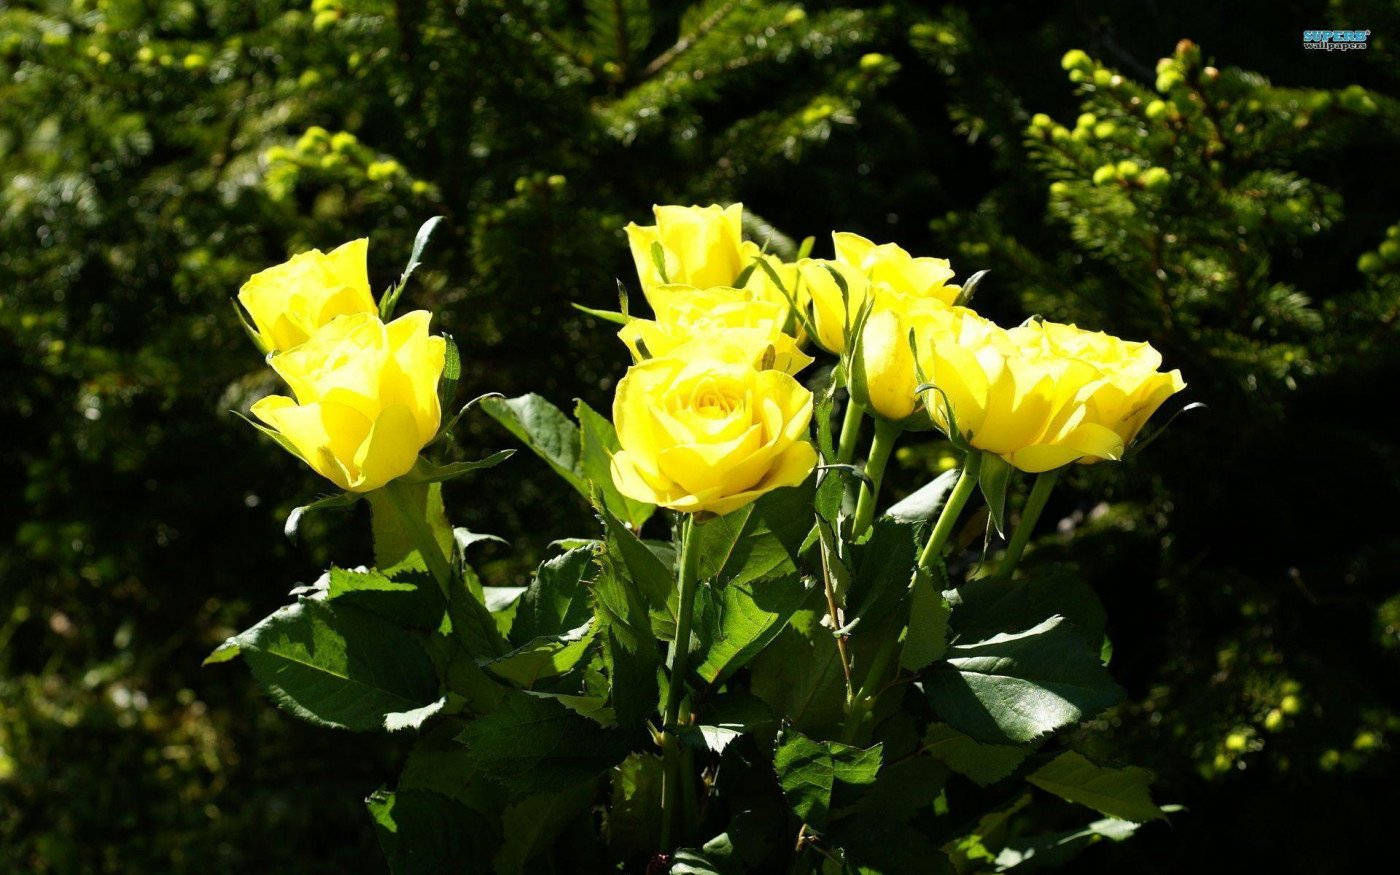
1009,320,1186,449
610,356,818,516
832,231,960,300
799,232,961,354
916,311,1127,473
237,238,377,353
625,204,745,301
617,284,812,375
251,310,445,492
852,299,952,423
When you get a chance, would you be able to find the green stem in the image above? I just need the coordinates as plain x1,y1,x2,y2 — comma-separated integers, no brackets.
836,397,865,464
381,479,478,651
917,452,984,570
842,634,899,744
850,417,901,538
996,469,1060,580
381,479,456,599
660,515,702,850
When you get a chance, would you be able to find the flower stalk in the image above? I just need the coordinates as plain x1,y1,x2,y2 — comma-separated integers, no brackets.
918,451,984,570
835,396,865,464
850,417,902,538
379,478,474,647
660,514,703,849
995,469,1060,580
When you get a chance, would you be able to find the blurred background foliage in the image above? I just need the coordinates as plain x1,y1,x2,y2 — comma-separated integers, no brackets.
1,0,1396,871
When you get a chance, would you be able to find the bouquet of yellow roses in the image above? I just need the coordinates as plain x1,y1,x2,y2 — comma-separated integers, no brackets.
213,206,1186,872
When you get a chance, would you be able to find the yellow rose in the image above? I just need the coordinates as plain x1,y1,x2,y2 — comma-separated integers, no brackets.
617,284,812,375
916,311,1127,473
796,258,865,354
251,310,445,492
799,232,961,354
237,238,377,353
833,231,960,299
851,299,952,424
610,356,818,516
1009,320,1186,449
625,204,745,301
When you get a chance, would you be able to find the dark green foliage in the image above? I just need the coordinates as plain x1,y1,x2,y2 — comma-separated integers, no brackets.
3,0,1398,872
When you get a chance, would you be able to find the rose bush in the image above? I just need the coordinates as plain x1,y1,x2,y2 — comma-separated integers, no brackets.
214,207,1187,873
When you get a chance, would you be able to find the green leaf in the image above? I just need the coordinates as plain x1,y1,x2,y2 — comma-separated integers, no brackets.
510,546,596,644
482,394,654,528
978,452,1014,538
773,729,883,830
600,502,675,631
826,756,954,874
575,399,655,528
750,609,847,737
398,740,501,809
367,788,499,875
493,782,597,875
456,692,630,801
693,571,814,686
482,621,596,688
943,793,1031,870
481,393,587,493
846,518,919,634
695,479,814,586
926,615,1124,744
1026,751,1164,823
921,723,1030,786
992,815,1150,870
605,753,665,861
900,569,951,672
454,526,508,562
694,692,776,754
813,390,847,527
883,468,961,525
948,566,1106,648
593,516,663,729
212,596,441,732
327,566,445,631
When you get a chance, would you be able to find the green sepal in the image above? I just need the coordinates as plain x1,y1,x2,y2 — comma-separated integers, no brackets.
570,302,631,325
403,449,515,484
231,298,271,355
284,491,360,541
380,215,444,320
977,452,1015,538
437,331,461,415
953,268,989,307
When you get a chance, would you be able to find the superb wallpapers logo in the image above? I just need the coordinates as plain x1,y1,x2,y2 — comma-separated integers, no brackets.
1303,30,1371,51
